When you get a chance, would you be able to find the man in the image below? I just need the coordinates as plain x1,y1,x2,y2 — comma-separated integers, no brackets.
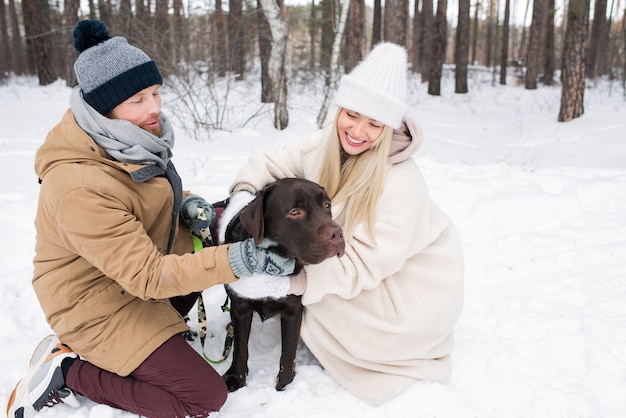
6,19,295,418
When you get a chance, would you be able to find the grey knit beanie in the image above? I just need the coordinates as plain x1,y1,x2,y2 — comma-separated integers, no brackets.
72,20,163,115
334,42,408,129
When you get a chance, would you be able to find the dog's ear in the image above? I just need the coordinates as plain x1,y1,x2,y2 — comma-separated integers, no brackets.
239,190,265,245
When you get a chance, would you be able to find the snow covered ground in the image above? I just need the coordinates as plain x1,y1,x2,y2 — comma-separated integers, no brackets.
1,72,625,418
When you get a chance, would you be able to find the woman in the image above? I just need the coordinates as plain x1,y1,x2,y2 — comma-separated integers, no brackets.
229,43,464,406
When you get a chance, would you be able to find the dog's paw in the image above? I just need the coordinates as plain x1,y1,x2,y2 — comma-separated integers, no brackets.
275,368,296,391
223,372,247,392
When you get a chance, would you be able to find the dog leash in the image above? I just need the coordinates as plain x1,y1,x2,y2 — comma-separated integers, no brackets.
196,291,234,364
189,199,236,364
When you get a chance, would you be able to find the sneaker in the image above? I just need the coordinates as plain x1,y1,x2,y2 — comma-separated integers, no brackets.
6,335,79,417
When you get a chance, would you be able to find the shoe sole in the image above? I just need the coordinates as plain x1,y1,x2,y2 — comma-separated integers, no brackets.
29,334,60,368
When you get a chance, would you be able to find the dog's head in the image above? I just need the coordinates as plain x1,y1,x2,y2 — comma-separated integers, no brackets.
237,178,345,266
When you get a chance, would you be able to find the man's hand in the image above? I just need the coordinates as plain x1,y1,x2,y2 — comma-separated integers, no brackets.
181,194,216,246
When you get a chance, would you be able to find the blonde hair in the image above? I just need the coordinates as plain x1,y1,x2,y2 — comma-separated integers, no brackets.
317,110,393,243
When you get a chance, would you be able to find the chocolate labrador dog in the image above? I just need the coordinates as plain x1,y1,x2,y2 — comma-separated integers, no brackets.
220,178,345,391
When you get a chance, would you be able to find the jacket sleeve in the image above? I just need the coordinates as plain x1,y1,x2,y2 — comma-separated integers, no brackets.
302,160,454,305
230,127,331,193
55,187,237,300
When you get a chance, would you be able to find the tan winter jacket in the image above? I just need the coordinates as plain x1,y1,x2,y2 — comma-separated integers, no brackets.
32,109,237,376
231,117,464,406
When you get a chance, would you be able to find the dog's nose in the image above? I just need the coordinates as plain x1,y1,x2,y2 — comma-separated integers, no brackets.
325,225,345,256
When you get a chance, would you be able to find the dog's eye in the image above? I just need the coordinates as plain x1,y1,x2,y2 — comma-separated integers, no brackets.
324,201,331,210
289,208,304,217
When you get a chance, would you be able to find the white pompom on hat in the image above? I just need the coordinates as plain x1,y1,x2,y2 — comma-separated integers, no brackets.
334,42,408,129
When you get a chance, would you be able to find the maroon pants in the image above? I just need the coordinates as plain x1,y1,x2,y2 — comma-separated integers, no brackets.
65,293,227,417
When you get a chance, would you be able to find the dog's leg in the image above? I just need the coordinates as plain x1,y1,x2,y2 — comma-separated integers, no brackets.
222,296,254,392
275,297,305,391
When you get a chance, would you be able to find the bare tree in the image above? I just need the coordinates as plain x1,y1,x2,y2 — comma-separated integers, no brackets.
317,0,350,127
309,0,317,70
411,0,422,72
8,0,25,74
154,0,171,75
98,0,113,30
371,0,382,47
428,0,447,95
214,0,227,77
229,0,246,79
485,0,495,66
320,0,335,72
470,0,480,65
558,0,590,122
172,0,186,64
499,0,510,84
543,0,555,85
259,0,289,129
586,0,607,79
22,0,54,84
344,0,364,72
64,0,80,86
257,0,272,102
0,0,10,77
117,0,133,37
525,0,546,89
420,0,433,77
455,0,470,92
384,0,408,46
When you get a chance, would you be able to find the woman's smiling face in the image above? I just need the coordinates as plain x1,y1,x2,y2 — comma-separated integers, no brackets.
336,108,385,155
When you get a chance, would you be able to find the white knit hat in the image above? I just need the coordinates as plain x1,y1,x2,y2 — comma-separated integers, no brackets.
334,42,408,129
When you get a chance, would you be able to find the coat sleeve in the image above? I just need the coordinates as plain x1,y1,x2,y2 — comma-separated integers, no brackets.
302,160,453,305
55,187,237,300
230,127,330,193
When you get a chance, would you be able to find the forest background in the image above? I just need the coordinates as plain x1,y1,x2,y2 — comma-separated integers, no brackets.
0,0,625,136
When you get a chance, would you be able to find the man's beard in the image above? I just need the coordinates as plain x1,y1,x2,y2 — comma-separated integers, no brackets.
140,117,163,137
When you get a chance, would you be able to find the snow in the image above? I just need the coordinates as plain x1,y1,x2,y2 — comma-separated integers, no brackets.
1,72,626,418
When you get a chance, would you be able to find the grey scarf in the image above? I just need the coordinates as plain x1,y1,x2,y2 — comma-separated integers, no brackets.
70,87,174,173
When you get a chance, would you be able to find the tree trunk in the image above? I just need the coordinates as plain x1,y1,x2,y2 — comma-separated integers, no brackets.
317,0,350,127
98,0,113,30
64,0,80,86
344,0,364,72
420,0,433,77
118,0,133,37
371,0,381,47
525,0,545,89
543,0,555,85
586,0,607,79
8,0,25,74
214,0,227,77
455,0,470,92
309,0,317,70
558,0,589,122
499,0,510,84
411,0,422,72
0,0,10,76
259,0,289,129
172,0,186,65
257,0,273,102
428,0,447,95
154,0,171,76
229,0,245,79
470,0,480,65
384,0,408,46
485,0,494,66
320,0,335,72
22,0,54,84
